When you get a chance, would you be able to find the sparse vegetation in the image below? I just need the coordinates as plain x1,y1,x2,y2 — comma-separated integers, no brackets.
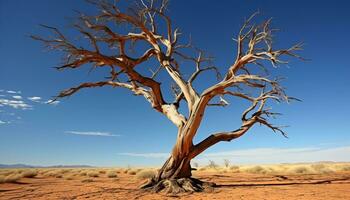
136,170,156,180
22,169,38,178
87,171,99,178
208,160,218,169
106,171,118,178
127,170,137,175
2,174,22,183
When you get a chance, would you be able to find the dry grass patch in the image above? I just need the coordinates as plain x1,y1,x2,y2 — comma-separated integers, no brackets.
22,169,38,178
87,171,99,177
136,169,156,180
106,171,118,178
127,170,137,175
0,174,22,183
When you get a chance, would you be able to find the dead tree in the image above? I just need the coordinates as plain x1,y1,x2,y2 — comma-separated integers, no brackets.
32,0,302,194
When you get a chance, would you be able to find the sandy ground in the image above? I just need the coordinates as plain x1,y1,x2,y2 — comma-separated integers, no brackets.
1,170,350,200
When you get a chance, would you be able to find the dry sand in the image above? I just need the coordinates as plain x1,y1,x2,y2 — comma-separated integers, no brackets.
0,166,350,200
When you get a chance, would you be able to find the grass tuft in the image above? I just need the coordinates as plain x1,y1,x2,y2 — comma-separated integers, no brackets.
136,170,156,180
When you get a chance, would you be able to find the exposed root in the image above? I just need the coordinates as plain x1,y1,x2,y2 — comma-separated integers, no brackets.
140,177,216,194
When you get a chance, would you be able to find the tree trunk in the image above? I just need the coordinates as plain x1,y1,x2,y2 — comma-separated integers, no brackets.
155,153,192,181
140,134,215,194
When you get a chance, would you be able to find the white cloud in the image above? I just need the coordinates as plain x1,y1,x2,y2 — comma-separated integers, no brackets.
0,120,10,125
0,89,4,92
12,95,22,100
0,98,32,110
7,90,20,94
28,96,41,102
117,146,350,165
65,131,120,137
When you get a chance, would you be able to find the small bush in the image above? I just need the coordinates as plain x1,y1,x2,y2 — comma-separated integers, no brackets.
106,171,118,178
87,171,99,177
245,166,265,174
0,170,14,176
127,170,137,175
55,174,63,178
136,170,156,180
339,165,350,171
79,171,87,176
99,170,106,174
22,170,38,178
64,175,74,180
288,166,311,174
4,174,22,183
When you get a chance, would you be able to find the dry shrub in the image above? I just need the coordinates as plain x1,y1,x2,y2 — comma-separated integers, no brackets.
22,169,38,178
127,170,137,175
59,169,72,174
46,170,62,178
87,171,99,177
339,164,350,171
0,170,14,176
55,174,63,178
229,165,240,172
106,171,118,178
79,171,87,176
287,166,312,174
64,175,74,180
245,166,265,174
99,170,106,174
81,178,93,183
2,174,22,183
136,170,156,180
311,164,325,171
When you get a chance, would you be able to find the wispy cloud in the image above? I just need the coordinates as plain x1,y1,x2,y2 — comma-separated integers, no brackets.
117,146,350,164
65,131,120,137
0,90,61,125
28,96,41,102
12,95,22,100
6,90,20,94
0,120,10,125
0,98,32,110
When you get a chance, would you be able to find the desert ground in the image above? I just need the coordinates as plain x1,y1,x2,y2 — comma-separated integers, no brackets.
1,162,350,200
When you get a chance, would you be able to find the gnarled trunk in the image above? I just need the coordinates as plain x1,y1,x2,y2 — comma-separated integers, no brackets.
140,132,215,194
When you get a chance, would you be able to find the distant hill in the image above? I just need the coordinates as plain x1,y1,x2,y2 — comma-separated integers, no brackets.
0,164,93,168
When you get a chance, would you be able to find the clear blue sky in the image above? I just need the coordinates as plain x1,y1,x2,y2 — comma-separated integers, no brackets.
0,0,349,167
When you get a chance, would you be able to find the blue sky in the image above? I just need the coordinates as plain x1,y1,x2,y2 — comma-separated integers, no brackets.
0,0,349,167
